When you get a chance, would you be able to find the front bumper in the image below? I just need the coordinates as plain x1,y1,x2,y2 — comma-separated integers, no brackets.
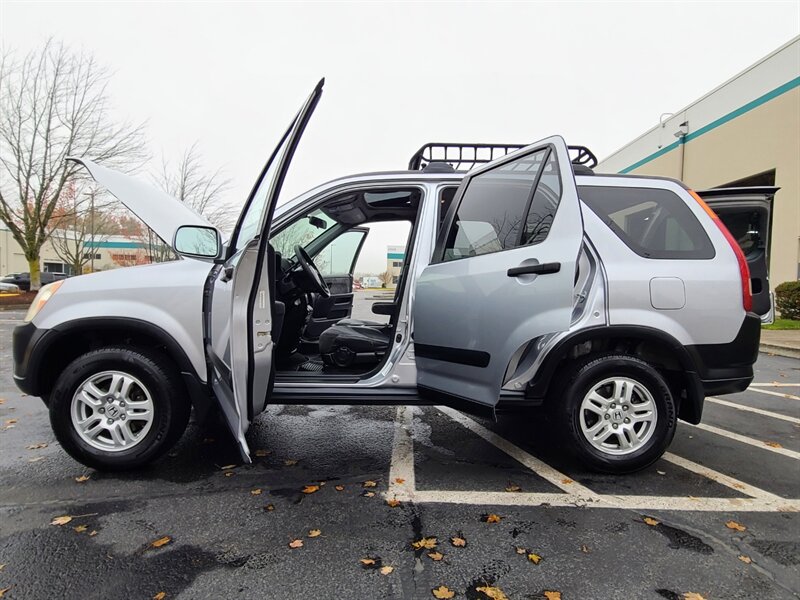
12,321,51,397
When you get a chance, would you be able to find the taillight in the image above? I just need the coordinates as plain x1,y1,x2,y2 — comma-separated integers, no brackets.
689,190,752,312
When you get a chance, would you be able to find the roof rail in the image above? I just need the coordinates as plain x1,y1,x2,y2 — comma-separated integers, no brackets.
408,142,598,172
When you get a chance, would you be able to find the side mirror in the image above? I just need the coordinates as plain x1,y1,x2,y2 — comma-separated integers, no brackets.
173,225,222,261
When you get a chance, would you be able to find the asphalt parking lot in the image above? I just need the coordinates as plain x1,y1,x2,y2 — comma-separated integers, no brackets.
0,306,798,600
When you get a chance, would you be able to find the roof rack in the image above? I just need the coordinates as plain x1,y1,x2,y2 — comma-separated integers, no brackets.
408,142,598,172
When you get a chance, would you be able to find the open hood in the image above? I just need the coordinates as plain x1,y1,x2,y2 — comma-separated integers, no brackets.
67,157,214,250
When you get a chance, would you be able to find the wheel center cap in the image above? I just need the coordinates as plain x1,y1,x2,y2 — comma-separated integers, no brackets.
106,405,121,419
610,409,624,422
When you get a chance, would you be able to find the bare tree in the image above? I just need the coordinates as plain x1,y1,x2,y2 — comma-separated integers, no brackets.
0,40,146,290
156,142,233,232
378,269,393,288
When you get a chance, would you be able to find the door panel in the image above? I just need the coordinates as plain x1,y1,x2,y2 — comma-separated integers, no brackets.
413,136,583,409
699,187,776,320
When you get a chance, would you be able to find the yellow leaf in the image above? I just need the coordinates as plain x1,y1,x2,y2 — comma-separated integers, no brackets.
220,464,236,470
362,491,375,498
476,586,509,600
360,558,376,565
386,499,401,508
432,586,455,599
0,588,10,599
254,449,270,457
5,419,17,425
683,594,706,600
51,515,72,526
153,593,166,600
335,485,344,491
27,442,48,449
73,525,88,533
484,513,501,523
394,478,405,484
725,520,747,532
75,475,90,483
643,517,660,526
544,592,562,600
89,530,98,537
363,480,377,488
224,471,234,477
264,504,275,511
428,551,444,561
738,554,752,564
505,484,521,492
150,536,172,548
250,488,262,496
308,529,321,538
527,553,542,564
302,485,320,494
515,546,526,555
451,536,466,547
412,537,438,550
284,459,298,466
380,565,394,575
288,539,303,549
765,441,783,448
561,478,573,485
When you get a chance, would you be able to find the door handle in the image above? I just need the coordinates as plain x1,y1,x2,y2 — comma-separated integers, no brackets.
507,262,561,277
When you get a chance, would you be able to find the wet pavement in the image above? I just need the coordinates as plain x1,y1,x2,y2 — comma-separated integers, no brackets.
0,308,799,599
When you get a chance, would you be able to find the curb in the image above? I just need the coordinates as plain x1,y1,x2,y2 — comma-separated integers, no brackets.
759,344,800,360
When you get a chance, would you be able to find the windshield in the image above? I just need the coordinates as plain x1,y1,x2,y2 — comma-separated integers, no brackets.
270,209,336,259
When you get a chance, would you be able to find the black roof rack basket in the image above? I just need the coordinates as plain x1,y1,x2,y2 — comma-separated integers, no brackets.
408,142,598,172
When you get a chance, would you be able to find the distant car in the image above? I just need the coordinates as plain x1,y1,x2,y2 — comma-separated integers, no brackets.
1,272,68,292
0,282,20,293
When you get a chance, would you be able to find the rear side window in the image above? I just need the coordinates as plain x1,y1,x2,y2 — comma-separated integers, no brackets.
579,186,715,259
442,149,561,262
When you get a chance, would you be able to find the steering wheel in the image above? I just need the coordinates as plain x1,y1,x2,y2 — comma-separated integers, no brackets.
294,245,330,298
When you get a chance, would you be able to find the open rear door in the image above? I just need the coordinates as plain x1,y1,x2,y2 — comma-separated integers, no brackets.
412,136,584,413
205,80,324,461
698,186,777,322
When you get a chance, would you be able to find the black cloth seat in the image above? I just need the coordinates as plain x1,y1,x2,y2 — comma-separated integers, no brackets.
319,321,390,368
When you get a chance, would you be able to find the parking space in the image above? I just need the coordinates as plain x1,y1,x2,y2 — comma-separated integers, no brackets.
0,309,798,599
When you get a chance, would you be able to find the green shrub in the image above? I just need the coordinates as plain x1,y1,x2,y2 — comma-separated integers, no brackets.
775,280,800,320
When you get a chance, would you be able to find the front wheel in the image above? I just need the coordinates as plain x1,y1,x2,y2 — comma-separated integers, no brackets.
49,347,190,471
551,353,677,473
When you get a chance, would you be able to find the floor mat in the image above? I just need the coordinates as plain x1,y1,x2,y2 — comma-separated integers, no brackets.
299,360,325,372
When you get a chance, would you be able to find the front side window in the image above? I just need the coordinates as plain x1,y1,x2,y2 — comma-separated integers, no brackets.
441,148,560,262
579,186,715,259
269,209,336,259
312,228,365,276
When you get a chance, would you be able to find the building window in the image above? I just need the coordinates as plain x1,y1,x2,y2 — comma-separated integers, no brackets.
83,252,101,260
392,261,403,267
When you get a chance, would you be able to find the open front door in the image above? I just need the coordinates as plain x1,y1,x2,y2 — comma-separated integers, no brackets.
205,80,324,461
413,136,583,412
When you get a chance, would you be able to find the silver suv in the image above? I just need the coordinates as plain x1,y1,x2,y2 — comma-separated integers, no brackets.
12,80,774,473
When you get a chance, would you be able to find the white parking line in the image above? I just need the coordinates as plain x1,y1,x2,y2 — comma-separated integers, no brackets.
661,452,782,500
751,383,800,387
748,387,800,401
387,405,416,500
707,396,800,424
689,422,800,460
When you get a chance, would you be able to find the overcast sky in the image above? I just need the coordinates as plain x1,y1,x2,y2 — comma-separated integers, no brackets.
2,1,799,272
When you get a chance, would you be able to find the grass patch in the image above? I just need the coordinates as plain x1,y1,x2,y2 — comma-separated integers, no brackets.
763,319,800,330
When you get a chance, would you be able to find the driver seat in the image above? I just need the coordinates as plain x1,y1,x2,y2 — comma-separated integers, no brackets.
318,320,390,368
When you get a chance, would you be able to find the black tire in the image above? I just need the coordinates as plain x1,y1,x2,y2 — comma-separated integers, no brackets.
550,353,677,474
49,346,190,471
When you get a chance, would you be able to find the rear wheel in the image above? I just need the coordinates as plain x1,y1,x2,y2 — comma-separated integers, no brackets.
551,353,677,473
50,347,190,471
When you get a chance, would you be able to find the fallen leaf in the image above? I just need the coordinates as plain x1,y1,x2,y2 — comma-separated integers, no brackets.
725,520,747,532
224,472,234,477
412,537,438,550
334,485,344,491
27,442,47,449
643,517,660,526
451,536,466,547
765,441,783,448
484,514,501,523
657,470,666,476
360,557,377,566
308,529,321,538
380,565,394,575
75,475,90,483
386,499,401,508
89,530,98,537
394,478,405,484
153,593,166,600
250,488,262,496
515,546,526,555
476,586,508,600
51,515,72,526
254,449,270,457
288,539,303,549
5,419,17,425
432,586,455,599
505,484,521,492
0,588,10,598
302,485,320,494
73,525,88,533
544,592,562,600
561,478,573,485
220,464,236,470
428,551,444,561
733,483,745,490
738,554,752,564
683,594,706,600
362,491,376,498
28,456,45,463
527,552,542,564
264,504,275,512
284,459,298,466
363,480,377,488
0,565,4,571
580,544,590,553
150,536,172,548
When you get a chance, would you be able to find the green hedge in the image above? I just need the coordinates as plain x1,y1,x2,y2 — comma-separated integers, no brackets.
775,280,800,320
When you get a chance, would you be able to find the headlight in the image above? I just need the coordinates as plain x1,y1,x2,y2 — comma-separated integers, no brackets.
24,280,64,322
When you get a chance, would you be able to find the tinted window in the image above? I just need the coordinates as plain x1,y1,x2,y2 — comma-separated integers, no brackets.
442,149,558,262
580,186,715,259
715,208,765,257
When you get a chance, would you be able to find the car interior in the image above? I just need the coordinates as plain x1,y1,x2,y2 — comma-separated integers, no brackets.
269,186,424,377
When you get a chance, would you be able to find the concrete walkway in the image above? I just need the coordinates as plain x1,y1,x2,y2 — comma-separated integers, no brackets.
761,329,800,359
